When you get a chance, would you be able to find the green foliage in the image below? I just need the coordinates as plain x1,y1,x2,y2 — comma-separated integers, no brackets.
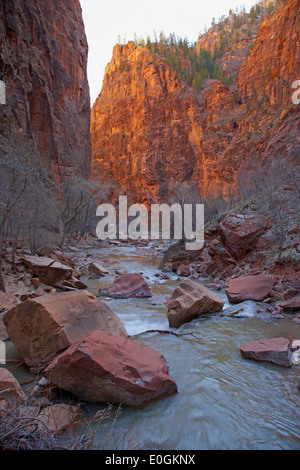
267,2,274,15
250,6,258,19
137,32,231,91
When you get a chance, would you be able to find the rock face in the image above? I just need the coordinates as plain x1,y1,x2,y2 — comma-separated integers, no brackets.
225,274,274,304
99,273,152,298
0,0,91,182
240,337,293,367
3,290,127,373
91,41,204,204
43,330,178,408
166,279,225,328
91,0,299,205
238,0,300,106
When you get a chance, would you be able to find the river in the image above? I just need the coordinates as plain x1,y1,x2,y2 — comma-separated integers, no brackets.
4,242,300,450
80,243,300,450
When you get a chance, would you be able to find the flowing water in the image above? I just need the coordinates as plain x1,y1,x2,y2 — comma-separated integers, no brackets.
4,243,300,450
81,244,300,450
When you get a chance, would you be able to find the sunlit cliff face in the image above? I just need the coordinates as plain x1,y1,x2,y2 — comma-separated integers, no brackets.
91,0,299,206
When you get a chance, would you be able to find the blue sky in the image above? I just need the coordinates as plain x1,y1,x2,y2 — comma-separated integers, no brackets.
80,0,258,105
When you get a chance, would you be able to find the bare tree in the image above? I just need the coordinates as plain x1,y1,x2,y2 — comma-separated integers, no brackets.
0,134,59,290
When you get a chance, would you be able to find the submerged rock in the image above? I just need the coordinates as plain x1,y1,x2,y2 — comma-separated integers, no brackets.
240,337,292,367
166,278,225,328
98,273,152,299
3,290,127,373
43,330,178,409
225,274,274,304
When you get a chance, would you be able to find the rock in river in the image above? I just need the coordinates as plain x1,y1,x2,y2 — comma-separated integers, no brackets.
98,273,152,298
225,274,274,304
3,290,127,373
166,278,225,328
280,296,300,312
43,330,178,409
240,337,292,367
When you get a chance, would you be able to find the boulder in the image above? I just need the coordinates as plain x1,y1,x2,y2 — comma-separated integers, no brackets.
240,337,292,367
3,290,127,373
176,265,190,277
220,213,270,261
0,368,26,405
225,274,274,304
280,296,300,311
37,404,81,435
166,279,225,328
43,331,178,409
21,255,73,286
88,262,108,277
98,273,152,299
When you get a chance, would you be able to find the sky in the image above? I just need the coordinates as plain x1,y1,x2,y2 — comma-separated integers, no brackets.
80,0,258,106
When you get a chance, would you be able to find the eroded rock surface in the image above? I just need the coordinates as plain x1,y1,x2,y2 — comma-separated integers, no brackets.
166,278,225,328
240,337,293,367
43,330,178,408
3,290,127,373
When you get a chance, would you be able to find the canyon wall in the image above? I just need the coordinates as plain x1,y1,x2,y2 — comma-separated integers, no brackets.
91,42,203,204
91,0,299,204
0,0,91,183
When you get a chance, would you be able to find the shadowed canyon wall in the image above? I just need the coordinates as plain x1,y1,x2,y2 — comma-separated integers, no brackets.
0,0,91,183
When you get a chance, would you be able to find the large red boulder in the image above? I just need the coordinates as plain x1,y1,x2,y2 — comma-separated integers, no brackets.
3,290,127,373
166,279,224,328
21,255,74,286
98,273,152,298
43,331,178,409
240,337,292,367
225,274,274,304
220,213,270,261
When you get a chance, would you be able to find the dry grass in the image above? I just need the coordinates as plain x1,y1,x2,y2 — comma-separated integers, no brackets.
0,400,128,450
0,403,60,450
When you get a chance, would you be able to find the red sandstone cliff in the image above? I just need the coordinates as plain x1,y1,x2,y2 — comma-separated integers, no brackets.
91,42,203,204
238,0,300,106
91,0,299,204
0,0,91,183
